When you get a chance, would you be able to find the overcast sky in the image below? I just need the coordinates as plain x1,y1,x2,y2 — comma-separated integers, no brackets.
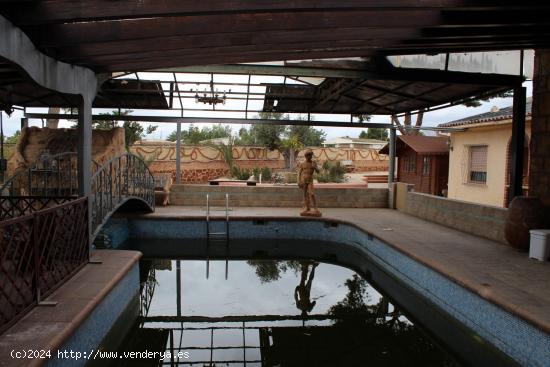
1,80,532,142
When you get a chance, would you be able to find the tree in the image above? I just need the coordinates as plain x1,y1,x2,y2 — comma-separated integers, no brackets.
352,114,372,122
463,89,514,107
392,90,515,135
123,121,157,148
71,109,158,148
280,135,303,169
166,124,232,144
359,128,388,141
4,130,21,145
288,124,326,146
391,110,424,136
246,124,286,150
246,260,302,283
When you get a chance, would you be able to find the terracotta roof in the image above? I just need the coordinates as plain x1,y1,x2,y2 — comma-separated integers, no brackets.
438,98,532,128
379,135,449,155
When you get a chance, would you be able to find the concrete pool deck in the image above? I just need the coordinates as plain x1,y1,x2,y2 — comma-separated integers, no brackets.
0,250,141,367
140,206,550,336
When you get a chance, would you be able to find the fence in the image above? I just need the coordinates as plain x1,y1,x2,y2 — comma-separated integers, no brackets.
0,196,75,220
0,197,89,333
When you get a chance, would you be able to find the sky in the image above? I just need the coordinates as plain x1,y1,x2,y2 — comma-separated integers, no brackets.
0,76,532,142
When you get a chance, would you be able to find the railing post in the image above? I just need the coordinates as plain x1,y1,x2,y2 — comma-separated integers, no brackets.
32,212,41,303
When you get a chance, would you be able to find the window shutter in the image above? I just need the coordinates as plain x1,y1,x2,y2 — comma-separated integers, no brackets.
470,146,487,172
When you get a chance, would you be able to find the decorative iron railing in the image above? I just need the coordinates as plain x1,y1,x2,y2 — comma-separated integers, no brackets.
0,198,88,334
90,153,155,238
0,196,75,220
0,152,100,197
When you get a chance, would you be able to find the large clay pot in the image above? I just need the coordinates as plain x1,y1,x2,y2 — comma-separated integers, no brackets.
505,196,548,251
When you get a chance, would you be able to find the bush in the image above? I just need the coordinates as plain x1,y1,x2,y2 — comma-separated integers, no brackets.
261,167,272,181
316,161,346,183
231,166,251,180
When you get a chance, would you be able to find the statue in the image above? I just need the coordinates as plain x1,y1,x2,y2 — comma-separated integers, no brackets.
294,262,319,317
298,149,322,217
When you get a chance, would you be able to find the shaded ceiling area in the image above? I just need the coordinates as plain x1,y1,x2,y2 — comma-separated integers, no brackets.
261,59,521,115
0,59,168,109
0,1,548,73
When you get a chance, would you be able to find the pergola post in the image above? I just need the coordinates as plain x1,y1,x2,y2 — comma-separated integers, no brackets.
77,97,93,197
388,127,397,187
509,86,527,204
175,121,182,184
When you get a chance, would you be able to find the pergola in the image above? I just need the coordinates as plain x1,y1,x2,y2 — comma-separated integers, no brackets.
0,1,547,200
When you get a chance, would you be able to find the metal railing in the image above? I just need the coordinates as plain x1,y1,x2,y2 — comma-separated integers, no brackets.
0,152,100,197
205,193,230,280
0,197,89,334
0,196,75,220
90,153,155,238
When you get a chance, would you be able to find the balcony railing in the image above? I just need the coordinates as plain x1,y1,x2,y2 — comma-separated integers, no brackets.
0,197,88,334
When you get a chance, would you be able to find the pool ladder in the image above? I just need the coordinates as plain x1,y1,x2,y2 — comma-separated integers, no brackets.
206,193,230,280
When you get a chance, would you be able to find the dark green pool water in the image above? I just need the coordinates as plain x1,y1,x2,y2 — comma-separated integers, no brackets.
109,259,461,367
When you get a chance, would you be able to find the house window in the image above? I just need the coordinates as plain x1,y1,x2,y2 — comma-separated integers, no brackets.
469,146,488,183
422,156,431,176
404,155,416,173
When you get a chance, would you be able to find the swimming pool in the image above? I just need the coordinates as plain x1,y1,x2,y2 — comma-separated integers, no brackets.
99,258,461,366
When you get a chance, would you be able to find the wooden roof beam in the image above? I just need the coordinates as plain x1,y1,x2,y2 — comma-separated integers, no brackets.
27,10,441,47
3,0,498,26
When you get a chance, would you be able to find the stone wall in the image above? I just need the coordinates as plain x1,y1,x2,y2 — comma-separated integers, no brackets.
7,127,126,175
400,190,508,244
130,142,389,183
530,49,550,205
170,184,389,208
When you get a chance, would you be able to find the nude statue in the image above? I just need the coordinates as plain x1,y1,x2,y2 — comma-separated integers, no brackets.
294,262,319,317
298,149,321,217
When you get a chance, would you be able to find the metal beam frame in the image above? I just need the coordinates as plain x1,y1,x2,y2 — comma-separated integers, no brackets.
153,64,523,86
24,112,467,132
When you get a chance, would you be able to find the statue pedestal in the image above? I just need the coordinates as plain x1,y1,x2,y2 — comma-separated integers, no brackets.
300,210,322,217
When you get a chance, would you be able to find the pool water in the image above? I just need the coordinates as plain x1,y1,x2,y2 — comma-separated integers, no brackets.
106,259,461,367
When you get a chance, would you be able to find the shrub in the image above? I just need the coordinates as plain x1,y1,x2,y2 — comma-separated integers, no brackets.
261,167,272,181
316,161,346,183
231,166,251,180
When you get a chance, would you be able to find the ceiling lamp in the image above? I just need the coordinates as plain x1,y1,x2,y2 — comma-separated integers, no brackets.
193,75,230,108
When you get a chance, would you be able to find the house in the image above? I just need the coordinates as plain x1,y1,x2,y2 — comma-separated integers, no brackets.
438,99,532,207
323,137,387,150
380,135,449,196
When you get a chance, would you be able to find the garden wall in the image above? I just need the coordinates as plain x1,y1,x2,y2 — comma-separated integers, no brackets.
130,142,388,183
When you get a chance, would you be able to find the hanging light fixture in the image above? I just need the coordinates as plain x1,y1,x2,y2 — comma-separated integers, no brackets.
192,75,230,107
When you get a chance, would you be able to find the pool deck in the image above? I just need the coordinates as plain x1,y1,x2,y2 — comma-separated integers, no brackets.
144,206,550,336
0,250,141,367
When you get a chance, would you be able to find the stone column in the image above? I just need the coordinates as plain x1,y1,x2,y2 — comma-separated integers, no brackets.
529,49,550,205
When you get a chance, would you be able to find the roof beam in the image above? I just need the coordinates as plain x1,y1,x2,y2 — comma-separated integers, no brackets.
24,113,393,129
0,15,97,101
4,0,477,25
94,48,380,73
52,27,414,60
27,10,441,47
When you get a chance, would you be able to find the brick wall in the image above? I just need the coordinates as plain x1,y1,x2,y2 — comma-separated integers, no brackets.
402,191,508,244
530,49,550,205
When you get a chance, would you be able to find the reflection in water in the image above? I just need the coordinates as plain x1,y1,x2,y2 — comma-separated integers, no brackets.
294,262,318,316
109,259,460,367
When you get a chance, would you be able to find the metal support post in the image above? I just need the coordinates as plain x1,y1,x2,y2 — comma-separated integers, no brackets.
176,121,181,184
388,128,397,187
509,86,527,203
